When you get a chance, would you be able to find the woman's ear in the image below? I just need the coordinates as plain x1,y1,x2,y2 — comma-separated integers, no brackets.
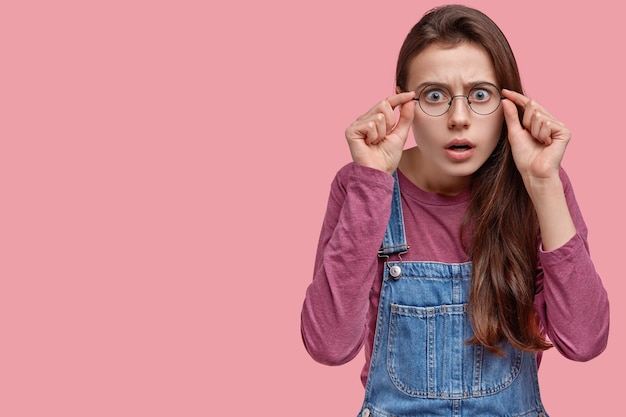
395,86,402,94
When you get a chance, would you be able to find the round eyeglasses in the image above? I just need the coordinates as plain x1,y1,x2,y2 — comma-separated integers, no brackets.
413,82,504,117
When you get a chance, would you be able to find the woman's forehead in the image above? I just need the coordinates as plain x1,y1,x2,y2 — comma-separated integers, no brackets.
406,42,497,89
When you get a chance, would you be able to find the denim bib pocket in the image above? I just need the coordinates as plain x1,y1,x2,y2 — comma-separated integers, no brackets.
387,302,523,399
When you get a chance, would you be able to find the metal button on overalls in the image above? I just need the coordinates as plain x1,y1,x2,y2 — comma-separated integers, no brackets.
389,265,402,279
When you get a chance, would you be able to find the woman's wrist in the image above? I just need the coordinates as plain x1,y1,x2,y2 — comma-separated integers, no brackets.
523,175,576,251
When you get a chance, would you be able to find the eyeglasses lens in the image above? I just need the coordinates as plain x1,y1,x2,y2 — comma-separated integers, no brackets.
418,83,502,116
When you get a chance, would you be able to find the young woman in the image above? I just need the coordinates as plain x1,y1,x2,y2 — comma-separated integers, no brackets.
300,5,609,417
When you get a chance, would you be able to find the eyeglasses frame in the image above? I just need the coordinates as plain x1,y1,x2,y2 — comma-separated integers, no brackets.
411,82,505,117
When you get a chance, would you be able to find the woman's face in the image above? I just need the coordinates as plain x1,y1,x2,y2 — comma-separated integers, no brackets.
404,42,504,193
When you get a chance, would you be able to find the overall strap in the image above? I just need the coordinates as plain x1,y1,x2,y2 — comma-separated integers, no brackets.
378,171,409,257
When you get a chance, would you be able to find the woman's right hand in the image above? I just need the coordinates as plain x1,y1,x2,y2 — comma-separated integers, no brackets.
345,91,416,175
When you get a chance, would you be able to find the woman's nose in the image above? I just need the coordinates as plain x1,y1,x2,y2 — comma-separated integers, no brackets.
447,96,471,128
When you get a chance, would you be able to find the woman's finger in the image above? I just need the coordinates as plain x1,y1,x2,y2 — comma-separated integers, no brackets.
391,99,415,142
357,92,414,121
501,98,523,136
351,91,416,141
501,88,529,110
503,89,567,145
346,118,379,144
377,92,416,132
538,120,553,145
529,111,544,142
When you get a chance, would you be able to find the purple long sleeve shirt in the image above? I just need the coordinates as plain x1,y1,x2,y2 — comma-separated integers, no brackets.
301,163,609,387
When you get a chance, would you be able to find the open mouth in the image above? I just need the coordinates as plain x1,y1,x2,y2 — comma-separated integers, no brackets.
448,144,472,151
445,140,475,161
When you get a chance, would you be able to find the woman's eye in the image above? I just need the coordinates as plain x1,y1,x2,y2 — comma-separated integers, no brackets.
424,89,447,102
470,88,492,102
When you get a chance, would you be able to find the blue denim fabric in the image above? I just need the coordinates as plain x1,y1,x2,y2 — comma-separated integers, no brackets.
358,172,548,417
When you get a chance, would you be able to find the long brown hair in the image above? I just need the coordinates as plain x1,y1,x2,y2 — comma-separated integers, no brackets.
396,5,551,354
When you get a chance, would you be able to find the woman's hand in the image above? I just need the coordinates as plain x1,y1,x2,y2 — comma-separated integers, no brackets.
502,89,576,250
345,92,416,175
502,89,571,182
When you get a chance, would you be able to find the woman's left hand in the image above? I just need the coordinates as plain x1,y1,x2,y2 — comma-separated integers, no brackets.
501,89,571,181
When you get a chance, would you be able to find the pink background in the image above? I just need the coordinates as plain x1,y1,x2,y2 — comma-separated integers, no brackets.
1,0,622,415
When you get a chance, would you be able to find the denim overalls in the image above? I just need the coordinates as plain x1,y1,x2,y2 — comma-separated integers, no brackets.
358,172,548,417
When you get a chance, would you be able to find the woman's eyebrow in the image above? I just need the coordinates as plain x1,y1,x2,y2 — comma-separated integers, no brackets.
411,80,497,92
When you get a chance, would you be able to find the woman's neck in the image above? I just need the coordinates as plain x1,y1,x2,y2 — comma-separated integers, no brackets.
398,147,471,196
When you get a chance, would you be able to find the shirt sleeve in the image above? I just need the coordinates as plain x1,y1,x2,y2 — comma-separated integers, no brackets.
534,168,610,361
301,163,394,365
